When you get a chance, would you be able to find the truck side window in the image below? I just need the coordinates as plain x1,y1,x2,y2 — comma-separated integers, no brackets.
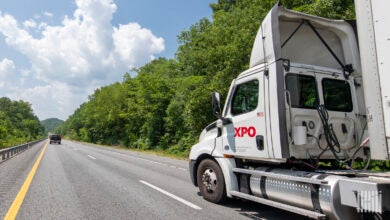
286,74,318,109
322,79,353,112
231,80,259,115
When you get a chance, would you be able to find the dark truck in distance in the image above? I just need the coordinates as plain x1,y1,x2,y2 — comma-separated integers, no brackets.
49,134,61,144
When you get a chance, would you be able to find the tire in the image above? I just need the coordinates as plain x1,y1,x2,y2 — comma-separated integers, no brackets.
50,141,52,144
196,159,226,203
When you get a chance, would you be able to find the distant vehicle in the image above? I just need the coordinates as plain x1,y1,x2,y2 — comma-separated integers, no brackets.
49,134,61,144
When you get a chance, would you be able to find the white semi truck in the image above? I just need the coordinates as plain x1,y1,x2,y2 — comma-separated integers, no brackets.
189,1,390,219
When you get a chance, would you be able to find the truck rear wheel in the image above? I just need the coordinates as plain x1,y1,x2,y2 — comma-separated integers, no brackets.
197,159,226,203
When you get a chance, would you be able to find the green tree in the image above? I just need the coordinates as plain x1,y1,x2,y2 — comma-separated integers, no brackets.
61,0,356,157
41,118,64,134
0,97,44,148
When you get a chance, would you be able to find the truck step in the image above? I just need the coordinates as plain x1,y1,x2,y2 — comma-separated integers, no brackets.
230,191,327,219
233,168,328,185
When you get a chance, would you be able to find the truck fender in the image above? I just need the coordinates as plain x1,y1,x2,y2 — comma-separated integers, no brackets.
189,143,214,160
215,157,238,198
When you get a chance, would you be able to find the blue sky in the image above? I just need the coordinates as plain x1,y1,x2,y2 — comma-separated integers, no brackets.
0,0,214,120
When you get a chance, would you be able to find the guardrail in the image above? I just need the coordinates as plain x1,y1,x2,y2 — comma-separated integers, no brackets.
0,139,46,163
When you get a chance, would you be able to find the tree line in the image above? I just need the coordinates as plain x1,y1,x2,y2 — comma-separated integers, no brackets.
41,118,64,134
58,0,355,157
0,97,44,148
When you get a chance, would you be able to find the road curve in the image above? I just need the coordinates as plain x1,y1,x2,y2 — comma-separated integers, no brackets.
0,140,308,219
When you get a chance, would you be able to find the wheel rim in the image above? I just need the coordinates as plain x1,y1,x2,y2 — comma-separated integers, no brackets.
201,167,217,192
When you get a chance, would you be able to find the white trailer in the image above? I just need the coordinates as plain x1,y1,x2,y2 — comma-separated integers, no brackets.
355,0,390,160
189,2,390,219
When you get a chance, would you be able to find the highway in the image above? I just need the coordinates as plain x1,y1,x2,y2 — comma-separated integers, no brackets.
0,140,308,219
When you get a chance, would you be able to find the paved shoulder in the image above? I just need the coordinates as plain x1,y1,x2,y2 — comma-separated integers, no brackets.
0,141,46,219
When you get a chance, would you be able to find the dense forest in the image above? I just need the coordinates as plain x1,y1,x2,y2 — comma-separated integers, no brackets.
0,97,44,148
59,0,355,157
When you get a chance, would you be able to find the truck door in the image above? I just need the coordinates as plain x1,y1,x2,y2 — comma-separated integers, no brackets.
218,70,268,159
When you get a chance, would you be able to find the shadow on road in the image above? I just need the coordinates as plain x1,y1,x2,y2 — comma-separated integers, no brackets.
223,199,311,220
197,192,310,220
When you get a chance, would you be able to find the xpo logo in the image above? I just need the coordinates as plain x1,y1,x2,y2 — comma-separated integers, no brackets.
234,126,256,137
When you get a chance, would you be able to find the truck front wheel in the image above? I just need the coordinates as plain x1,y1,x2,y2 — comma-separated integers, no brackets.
197,159,226,203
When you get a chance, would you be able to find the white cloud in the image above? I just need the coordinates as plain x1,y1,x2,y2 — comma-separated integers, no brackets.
0,58,17,87
0,0,165,120
0,58,15,78
38,22,48,30
7,82,89,120
0,58,19,90
43,12,53,18
23,19,37,29
113,23,165,68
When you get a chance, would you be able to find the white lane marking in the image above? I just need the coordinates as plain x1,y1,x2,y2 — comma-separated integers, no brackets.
74,142,188,171
110,151,188,172
87,155,96,160
139,180,201,210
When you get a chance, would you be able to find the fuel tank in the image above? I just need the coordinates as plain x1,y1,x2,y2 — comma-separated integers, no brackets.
248,167,358,220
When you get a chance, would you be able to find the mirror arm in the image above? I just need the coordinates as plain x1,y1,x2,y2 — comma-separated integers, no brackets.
212,91,231,124
216,115,231,125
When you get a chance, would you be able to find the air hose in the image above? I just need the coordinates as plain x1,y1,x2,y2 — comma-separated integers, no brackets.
316,105,343,162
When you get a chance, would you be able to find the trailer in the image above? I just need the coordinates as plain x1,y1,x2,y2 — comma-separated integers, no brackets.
189,1,390,219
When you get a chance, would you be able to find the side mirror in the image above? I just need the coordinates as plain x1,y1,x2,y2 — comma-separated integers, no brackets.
212,92,222,118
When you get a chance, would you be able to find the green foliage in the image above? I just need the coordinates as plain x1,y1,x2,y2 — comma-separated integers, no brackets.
61,0,356,157
353,160,390,171
0,97,44,148
289,0,355,19
41,118,64,134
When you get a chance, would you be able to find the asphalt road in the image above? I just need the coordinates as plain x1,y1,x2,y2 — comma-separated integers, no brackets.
0,140,308,219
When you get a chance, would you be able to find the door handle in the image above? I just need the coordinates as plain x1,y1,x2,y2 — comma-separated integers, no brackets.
256,135,264,151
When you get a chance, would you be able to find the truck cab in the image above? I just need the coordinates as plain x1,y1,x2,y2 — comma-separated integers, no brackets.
189,3,390,220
